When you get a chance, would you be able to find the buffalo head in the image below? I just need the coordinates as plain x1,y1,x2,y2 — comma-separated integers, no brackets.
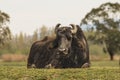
54,23,77,56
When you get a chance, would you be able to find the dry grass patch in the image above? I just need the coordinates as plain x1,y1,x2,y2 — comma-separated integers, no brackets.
1,54,27,62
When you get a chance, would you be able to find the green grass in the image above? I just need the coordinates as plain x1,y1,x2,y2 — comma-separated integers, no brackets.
0,61,120,80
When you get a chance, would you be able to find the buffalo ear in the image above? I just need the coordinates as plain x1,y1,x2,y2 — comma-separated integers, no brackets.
55,23,61,33
76,25,80,28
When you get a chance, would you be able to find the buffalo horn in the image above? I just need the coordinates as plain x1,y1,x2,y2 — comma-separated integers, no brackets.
70,24,77,34
55,23,61,33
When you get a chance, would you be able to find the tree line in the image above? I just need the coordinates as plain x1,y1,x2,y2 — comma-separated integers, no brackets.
0,2,120,60
0,25,55,55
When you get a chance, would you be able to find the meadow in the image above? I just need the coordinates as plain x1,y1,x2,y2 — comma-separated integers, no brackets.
0,60,119,80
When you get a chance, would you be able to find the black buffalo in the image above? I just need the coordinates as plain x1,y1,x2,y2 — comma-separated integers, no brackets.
27,24,90,68
27,24,77,68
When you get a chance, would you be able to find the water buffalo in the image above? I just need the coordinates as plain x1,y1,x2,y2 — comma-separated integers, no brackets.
27,24,90,68
27,23,77,68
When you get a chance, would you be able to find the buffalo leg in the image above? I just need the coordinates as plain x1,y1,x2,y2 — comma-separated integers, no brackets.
27,57,36,68
81,63,90,68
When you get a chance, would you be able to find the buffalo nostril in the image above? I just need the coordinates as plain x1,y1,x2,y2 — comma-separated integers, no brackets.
58,48,66,52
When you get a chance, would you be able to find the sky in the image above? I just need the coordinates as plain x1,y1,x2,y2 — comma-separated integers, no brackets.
0,0,120,35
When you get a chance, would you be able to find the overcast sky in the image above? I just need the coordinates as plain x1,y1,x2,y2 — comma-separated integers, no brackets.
0,0,120,35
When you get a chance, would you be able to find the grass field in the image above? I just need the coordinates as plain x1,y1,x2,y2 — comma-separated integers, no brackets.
0,60,120,80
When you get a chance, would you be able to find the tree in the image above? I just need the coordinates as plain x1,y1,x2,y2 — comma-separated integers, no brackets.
32,29,38,42
18,32,24,47
0,10,11,46
39,25,48,39
81,2,120,60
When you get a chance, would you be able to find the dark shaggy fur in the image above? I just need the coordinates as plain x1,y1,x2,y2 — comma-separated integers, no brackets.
27,25,74,68
27,24,90,68
71,25,90,68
